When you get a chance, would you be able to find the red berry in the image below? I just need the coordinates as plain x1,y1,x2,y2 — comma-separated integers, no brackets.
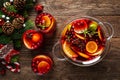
0,18,5,26
34,4,44,13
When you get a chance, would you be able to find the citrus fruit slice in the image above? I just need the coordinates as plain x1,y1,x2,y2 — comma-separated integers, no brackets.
35,13,56,33
32,33,43,43
89,21,98,31
77,52,90,59
86,41,98,53
88,46,104,56
61,23,72,37
62,41,78,59
75,33,85,40
42,16,51,27
38,61,51,75
23,30,43,50
98,26,103,41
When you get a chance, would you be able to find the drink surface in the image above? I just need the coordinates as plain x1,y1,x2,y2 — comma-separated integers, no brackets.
61,18,106,62
31,55,53,75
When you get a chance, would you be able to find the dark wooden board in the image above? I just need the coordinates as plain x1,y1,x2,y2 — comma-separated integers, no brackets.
0,0,120,80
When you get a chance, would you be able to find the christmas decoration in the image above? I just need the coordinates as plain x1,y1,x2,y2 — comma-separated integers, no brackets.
0,0,35,49
12,17,24,29
0,0,56,76
3,2,11,8
13,0,26,10
0,59,6,76
0,0,35,76
34,4,44,13
23,30,43,50
2,22,14,35
35,13,56,37
0,18,5,26
0,43,20,74
1,61,20,73
31,55,53,75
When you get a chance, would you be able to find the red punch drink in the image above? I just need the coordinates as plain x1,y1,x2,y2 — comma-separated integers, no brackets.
23,30,43,50
35,13,56,37
31,55,53,75
61,18,105,62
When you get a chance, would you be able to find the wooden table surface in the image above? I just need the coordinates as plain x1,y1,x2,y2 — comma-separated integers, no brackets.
1,0,120,80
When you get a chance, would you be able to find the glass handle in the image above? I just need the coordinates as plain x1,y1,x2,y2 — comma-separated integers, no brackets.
103,22,114,40
52,41,66,61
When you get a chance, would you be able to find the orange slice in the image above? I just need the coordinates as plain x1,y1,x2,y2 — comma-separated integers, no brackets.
98,26,102,41
43,18,55,33
38,61,51,74
34,55,53,66
62,41,78,59
86,41,98,53
75,33,85,40
77,52,90,59
89,46,104,56
32,33,42,43
61,23,72,37
42,16,51,27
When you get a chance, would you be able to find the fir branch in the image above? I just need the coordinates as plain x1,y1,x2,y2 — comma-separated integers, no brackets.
24,20,34,30
6,5,17,13
23,11,29,18
0,28,3,34
25,0,36,10
11,29,23,40
13,40,22,50
0,35,11,44
0,1,4,7
25,3,34,10
0,11,4,18
26,0,35,4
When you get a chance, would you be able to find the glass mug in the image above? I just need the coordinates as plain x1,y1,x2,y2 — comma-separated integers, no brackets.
52,16,114,66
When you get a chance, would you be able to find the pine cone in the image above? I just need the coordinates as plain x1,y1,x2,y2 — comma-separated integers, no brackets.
2,22,14,35
13,0,26,10
12,17,24,29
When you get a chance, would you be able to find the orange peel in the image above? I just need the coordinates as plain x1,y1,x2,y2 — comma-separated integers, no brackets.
75,33,85,40
42,16,51,27
98,27,102,41
88,47,104,56
62,41,78,59
77,52,90,59
61,23,72,37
